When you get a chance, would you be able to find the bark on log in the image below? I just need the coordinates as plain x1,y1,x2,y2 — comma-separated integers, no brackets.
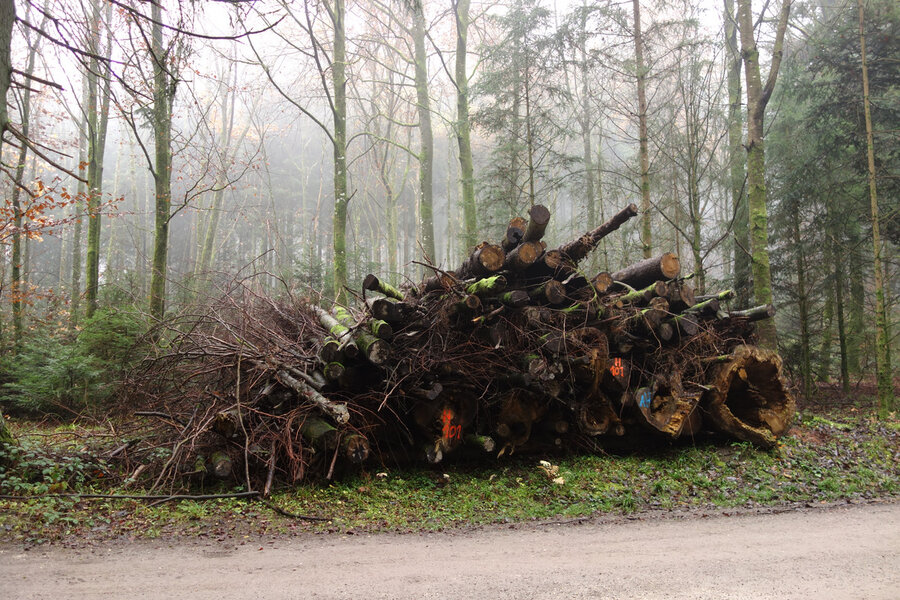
464,433,496,453
356,329,390,365
499,290,530,308
421,271,456,294
313,305,357,355
369,319,393,340
467,275,507,297
522,204,551,243
695,289,735,303
619,281,668,305
611,252,681,289
529,280,567,305
300,417,338,448
667,281,696,311
685,297,720,317
277,369,350,424
729,303,776,322
557,203,639,263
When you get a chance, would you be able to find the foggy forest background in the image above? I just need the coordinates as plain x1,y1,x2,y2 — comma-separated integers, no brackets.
0,0,896,417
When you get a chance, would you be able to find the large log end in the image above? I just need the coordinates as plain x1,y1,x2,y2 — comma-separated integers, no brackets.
702,345,796,447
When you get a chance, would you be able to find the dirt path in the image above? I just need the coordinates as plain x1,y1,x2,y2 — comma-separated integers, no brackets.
2,502,897,599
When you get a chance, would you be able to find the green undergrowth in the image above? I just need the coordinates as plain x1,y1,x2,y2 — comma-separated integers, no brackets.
0,409,897,544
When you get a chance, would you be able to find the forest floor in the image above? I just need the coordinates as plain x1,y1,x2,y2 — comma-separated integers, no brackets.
0,386,897,548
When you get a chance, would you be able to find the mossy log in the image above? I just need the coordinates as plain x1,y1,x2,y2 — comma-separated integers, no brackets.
362,273,403,300
277,369,350,424
466,275,507,297
529,280,567,305
210,451,232,479
369,319,393,340
619,280,668,305
729,303,776,322
702,345,795,447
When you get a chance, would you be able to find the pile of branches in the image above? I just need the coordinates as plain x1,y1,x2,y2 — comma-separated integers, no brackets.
126,204,794,492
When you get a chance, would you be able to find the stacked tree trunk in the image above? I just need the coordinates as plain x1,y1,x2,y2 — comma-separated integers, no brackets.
131,204,794,487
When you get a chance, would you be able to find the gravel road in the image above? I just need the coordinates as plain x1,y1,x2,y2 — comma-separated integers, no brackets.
2,501,897,599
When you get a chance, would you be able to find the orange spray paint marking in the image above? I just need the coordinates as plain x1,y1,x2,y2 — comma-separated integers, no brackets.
441,408,461,440
610,358,624,377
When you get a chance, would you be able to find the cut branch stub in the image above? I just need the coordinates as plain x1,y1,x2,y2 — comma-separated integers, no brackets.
702,345,795,447
522,204,551,242
611,252,680,289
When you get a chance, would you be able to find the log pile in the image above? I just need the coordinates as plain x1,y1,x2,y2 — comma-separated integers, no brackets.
129,204,794,490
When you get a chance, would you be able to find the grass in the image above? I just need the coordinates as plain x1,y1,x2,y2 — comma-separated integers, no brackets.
1,406,897,544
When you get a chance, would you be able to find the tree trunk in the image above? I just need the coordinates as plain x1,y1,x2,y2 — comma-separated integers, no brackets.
454,0,477,251
331,0,349,303
0,0,13,141
632,0,651,258
724,0,750,307
857,0,894,415
736,0,790,348
10,22,40,347
412,0,435,266
85,0,112,319
792,207,811,400
149,2,173,320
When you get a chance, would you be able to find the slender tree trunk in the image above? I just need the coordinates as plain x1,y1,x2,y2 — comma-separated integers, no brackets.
579,6,595,236
454,0,476,251
0,0,13,141
149,2,173,320
858,0,894,415
792,207,811,399
10,28,40,347
84,0,112,318
724,0,749,306
846,221,864,373
331,0,348,303
70,128,86,329
412,1,435,265
736,0,790,349
632,0,651,258
835,259,850,394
